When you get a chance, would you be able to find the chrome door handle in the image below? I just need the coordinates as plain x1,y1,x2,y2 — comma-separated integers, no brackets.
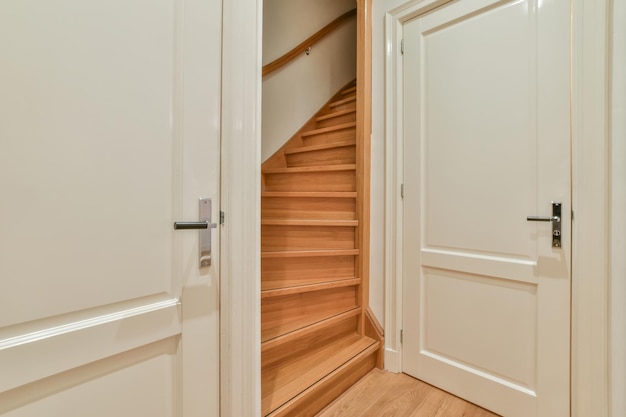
173,198,217,267
527,201,562,248
526,216,560,222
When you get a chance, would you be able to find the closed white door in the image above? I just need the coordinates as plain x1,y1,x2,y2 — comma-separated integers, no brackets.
0,0,221,415
401,1,571,416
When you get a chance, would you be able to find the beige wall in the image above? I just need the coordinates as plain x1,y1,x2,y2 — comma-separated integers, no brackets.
262,0,356,161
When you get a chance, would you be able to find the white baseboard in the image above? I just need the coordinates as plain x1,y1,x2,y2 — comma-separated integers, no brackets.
384,347,401,373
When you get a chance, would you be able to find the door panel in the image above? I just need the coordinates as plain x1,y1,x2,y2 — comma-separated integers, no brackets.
0,0,221,414
2,339,176,417
402,0,571,416
0,0,178,327
422,270,538,386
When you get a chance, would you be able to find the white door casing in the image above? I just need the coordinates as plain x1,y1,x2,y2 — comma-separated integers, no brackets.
0,0,222,415
400,1,571,416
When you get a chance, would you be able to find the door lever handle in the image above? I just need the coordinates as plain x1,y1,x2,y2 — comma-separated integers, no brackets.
173,221,217,230
526,215,560,222
173,198,217,267
527,201,562,248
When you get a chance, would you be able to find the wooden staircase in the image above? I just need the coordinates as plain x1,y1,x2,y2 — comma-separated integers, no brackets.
261,80,380,416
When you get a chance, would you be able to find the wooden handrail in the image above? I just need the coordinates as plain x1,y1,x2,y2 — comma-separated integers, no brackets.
262,8,357,78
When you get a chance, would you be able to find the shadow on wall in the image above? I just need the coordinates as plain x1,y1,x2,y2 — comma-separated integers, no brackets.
262,0,357,162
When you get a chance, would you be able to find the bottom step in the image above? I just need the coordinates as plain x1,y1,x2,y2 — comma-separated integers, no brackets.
262,334,379,417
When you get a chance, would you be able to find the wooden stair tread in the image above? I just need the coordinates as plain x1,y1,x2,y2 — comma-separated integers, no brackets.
316,108,356,122
261,249,359,258
262,307,361,353
262,191,357,198
266,342,379,417
301,122,356,138
261,287,358,342
261,278,361,299
262,333,378,415
342,86,356,95
284,140,356,155
329,95,356,108
263,164,355,174
261,219,358,227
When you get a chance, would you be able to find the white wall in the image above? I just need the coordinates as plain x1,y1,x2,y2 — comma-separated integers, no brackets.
262,0,356,161
611,1,626,416
369,0,405,325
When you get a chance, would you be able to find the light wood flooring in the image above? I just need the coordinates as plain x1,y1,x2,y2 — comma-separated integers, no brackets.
316,369,500,417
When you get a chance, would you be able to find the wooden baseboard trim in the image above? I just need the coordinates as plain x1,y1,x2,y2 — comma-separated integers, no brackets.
364,307,384,369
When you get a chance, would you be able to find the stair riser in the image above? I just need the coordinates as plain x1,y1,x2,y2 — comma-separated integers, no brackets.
285,145,356,167
261,286,358,342
303,133,356,150
262,197,355,220
316,112,356,128
263,171,355,192
300,129,356,147
329,100,356,112
262,256,356,290
266,345,378,417
262,315,358,369
262,225,355,252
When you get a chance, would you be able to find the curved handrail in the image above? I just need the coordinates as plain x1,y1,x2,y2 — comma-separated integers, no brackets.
262,8,357,78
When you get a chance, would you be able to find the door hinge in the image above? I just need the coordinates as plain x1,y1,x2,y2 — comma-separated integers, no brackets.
571,210,574,221
400,329,403,344
400,183,404,198
220,210,225,225
400,39,404,55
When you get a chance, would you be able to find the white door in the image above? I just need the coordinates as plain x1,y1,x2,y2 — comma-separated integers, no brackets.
401,1,571,416
0,0,221,415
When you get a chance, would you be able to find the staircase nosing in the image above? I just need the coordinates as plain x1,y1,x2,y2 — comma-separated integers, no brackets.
284,140,356,155
261,219,358,227
261,278,362,299
263,164,356,174
261,249,359,258
262,191,357,198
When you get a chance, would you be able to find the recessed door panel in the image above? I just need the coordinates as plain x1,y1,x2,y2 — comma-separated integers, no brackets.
0,0,179,327
421,0,535,258
422,269,537,388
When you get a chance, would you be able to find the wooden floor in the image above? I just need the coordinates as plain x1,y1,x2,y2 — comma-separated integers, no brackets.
316,369,500,417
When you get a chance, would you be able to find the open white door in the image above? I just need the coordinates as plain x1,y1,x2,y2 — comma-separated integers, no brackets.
0,0,221,415
401,1,571,416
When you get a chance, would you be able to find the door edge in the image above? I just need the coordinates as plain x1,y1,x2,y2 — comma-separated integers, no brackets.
220,0,262,415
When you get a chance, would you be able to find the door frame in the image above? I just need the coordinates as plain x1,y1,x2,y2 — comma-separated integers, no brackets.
220,0,262,415
383,0,612,416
